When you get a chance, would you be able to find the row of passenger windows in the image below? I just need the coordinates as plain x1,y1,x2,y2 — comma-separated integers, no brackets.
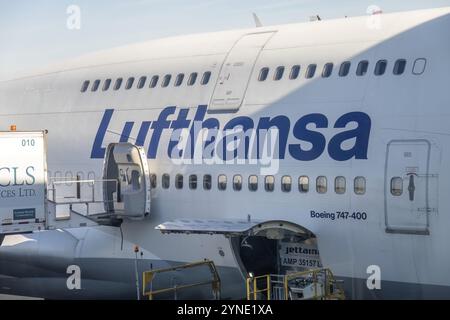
257,58,426,82
150,174,367,195
81,57,426,92
80,71,212,93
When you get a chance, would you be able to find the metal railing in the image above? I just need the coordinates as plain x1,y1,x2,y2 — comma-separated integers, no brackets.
47,177,118,216
247,274,272,300
142,260,221,300
246,268,345,300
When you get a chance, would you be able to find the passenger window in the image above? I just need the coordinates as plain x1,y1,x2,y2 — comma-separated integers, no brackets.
175,174,183,189
125,77,135,90
335,176,346,194
188,72,198,86
248,175,258,192
265,176,275,192
281,176,292,192
137,76,147,89
233,175,242,191
393,59,406,75
114,78,123,90
354,176,366,195
374,60,387,76
201,71,211,85
259,67,269,81
189,175,197,190
103,79,112,91
91,80,100,92
162,74,171,87
339,62,351,77
162,174,170,189
356,60,369,76
413,58,426,75
322,63,333,78
316,176,327,194
81,80,90,92
218,174,227,190
150,174,157,189
290,65,300,80
149,75,159,88
274,66,285,81
299,176,309,193
175,73,184,87
306,64,317,79
390,177,403,196
203,174,212,190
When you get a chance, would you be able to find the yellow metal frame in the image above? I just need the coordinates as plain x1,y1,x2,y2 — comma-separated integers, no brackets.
246,274,272,300
142,259,221,300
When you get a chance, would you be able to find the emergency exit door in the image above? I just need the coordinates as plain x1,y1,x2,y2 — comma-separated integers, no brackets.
384,140,431,235
209,31,275,112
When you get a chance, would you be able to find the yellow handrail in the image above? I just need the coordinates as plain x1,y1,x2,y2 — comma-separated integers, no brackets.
247,274,271,300
247,268,345,300
143,259,221,300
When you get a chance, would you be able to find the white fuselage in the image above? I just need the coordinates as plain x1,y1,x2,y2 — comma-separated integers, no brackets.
1,7,450,299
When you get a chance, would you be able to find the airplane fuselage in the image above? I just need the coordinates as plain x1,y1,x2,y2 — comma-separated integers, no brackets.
1,7,450,299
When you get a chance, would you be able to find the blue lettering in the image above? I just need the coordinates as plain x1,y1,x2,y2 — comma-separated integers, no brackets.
168,108,191,158
119,122,134,142
289,114,327,161
221,116,254,160
136,121,151,146
90,106,371,162
328,112,371,161
189,105,208,156
257,116,290,159
202,118,220,160
148,106,176,159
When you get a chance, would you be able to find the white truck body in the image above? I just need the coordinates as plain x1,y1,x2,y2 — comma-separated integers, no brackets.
0,131,47,234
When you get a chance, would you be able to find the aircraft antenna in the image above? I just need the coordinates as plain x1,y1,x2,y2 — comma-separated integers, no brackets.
252,12,263,27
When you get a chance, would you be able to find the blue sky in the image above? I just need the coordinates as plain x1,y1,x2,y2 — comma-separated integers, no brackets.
1,0,449,80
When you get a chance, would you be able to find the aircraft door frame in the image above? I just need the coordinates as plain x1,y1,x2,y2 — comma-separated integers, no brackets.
208,31,276,113
103,143,151,219
384,139,431,235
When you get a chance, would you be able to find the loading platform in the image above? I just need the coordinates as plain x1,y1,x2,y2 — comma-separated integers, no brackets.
141,259,345,301
246,268,345,300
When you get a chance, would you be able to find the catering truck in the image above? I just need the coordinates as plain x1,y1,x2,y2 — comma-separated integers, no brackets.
0,131,47,235
0,130,150,237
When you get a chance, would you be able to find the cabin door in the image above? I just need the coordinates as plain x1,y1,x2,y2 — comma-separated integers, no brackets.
384,140,430,235
103,143,151,219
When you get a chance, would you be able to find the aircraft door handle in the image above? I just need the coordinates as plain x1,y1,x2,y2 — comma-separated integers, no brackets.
407,174,416,202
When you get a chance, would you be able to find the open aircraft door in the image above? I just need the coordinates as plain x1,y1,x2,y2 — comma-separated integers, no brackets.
103,143,151,219
156,219,318,278
155,219,311,237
